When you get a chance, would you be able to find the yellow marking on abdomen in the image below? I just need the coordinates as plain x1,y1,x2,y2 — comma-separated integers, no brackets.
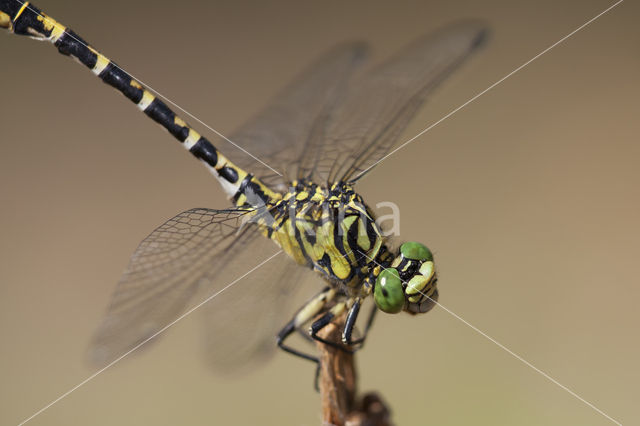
36,12,66,42
13,2,29,22
183,128,201,149
49,22,65,42
91,53,110,75
137,90,155,111
174,116,187,128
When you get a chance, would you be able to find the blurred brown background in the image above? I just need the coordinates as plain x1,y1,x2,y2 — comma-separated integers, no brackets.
1,0,638,425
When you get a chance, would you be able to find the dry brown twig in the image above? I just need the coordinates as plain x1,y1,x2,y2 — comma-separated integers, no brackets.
315,312,393,426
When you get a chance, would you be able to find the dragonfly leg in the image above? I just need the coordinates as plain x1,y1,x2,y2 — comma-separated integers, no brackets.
277,319,322,391
276,286,335,364
310,298,378,352
276,320,320,364
309,301,357,353
277,287,337,391
343,300,377,347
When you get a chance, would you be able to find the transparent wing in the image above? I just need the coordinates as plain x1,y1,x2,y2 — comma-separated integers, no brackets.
225,42,369,190
297,21,488,184
199,235,318,373
88,207,275,366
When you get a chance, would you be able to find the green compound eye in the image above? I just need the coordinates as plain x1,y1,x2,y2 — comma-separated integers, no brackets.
374,268,404,314
400,242,433,262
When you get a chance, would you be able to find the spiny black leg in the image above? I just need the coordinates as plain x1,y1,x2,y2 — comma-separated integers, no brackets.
277,286,336,364
310,310,356,353
314,363,321,391
346,303,377,346
362,304,378,336
342,299,361,345
277,321,326,391
277,320,319,365
277,287,338,391
310,311,333,343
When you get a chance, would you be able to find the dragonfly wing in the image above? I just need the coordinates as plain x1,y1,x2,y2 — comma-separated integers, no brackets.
226,42,369,190
199,233,317,373
88,207,275,367
298,21,488,184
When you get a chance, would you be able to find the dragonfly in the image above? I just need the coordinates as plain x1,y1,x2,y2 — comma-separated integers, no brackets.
1,1,486,373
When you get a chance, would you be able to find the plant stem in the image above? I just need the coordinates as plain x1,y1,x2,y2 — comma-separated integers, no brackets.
315,313,393,426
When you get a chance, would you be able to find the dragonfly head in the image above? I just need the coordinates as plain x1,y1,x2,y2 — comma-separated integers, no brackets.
373,242,438,314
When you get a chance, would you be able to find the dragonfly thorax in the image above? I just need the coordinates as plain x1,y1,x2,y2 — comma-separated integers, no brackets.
259,180,385,293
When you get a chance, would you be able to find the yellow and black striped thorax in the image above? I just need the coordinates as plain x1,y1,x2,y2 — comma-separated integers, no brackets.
261,180,386,292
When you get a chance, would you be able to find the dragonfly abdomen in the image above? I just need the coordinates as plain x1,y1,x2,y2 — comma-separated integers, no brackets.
1,1,272,201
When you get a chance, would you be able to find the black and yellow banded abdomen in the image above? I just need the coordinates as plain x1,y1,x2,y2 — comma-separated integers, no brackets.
0,0,276,205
